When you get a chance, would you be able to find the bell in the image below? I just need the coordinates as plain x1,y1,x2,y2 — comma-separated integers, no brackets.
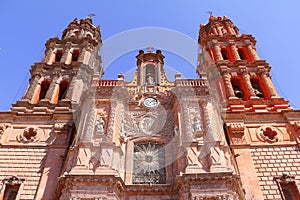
255,89,264,98
234,89,244,98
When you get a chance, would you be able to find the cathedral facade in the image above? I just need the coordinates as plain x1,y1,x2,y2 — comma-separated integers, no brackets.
0,16,300,200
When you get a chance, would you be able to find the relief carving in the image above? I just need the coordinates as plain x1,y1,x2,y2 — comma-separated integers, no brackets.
256,126,283,143
0,123,9,140
227,123,245,145
17,126,45,143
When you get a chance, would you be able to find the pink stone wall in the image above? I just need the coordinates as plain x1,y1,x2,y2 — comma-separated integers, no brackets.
0,147,46,199
251,146,300,200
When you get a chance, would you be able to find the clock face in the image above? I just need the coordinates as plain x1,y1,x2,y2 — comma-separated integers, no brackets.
143,97,158,108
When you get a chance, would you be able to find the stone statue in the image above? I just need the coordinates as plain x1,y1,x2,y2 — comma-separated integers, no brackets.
96,117,104,133
147,75,154,85
193,118,202,132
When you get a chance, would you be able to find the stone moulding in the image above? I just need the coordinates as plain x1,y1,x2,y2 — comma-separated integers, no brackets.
54,172,244,199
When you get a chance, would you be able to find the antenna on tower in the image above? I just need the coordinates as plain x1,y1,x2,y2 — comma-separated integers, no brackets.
207,11,213,17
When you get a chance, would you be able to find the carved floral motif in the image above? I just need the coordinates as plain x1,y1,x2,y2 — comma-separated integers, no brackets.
17,126,45,143
256,126,282,143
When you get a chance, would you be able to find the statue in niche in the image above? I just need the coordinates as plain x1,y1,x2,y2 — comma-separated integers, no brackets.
146,75,154,85
193,117,202,132
96,117,104,133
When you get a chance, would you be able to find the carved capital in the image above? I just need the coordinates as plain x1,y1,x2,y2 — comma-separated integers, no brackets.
238,66,247,73
227,123,244,135
257,66,267,74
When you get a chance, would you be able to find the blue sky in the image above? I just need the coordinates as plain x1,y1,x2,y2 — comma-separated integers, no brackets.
0,1,299,110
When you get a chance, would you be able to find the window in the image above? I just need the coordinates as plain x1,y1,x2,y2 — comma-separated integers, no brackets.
58,81,69,100
55,50,63,62
231,81,244,99
251,80,264,98
274,174,300,200
38,80,50,100
132,142,166,184
72,49,80,62
221,48,229,60
3,184,20,200
238,48,246,60
2,176,23,200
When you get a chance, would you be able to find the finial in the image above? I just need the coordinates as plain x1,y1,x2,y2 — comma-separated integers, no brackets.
146,46,154,53
87,13,95,19
207,11,213,17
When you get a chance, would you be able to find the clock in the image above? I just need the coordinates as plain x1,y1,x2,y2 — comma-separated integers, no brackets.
143,97,158,108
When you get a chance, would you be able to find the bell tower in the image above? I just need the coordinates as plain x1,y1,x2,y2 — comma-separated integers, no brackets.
13,16,103,112
136,48,165,85
198,15,285,111
198,16,300,200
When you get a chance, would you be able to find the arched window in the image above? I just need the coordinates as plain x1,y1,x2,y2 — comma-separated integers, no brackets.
231,80,244,99
72,49,80,62
221,48,229,60
58,81,69,100
132,142,166,184
238,48,247,60
2,176,23,200
145,64,156,85
55,50,63,62
38,80,50,100
251,80,264,98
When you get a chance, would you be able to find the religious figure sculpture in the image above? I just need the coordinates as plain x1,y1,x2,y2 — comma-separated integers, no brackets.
96,117,104,133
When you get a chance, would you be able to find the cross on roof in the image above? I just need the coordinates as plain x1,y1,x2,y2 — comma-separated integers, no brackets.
147,46,154,53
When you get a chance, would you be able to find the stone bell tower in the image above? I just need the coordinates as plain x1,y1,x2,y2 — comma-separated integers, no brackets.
13,16,103,110
198,15,300,200
0,16,103,200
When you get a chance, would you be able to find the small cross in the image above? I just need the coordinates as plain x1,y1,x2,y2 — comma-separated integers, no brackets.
87,13,95,19
207,11,213,17
147,46,154,53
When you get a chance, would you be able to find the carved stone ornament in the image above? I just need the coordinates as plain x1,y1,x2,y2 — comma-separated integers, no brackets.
54,123,71,133
0,124,9,139
226,123,245,145
17,126,44,143
256,126,283,143
2,176,24,185
292,121,300,131
227,123,244,135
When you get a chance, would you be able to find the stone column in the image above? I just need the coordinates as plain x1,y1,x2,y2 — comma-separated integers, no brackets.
43,42,56,64
239,66,256,98
258,66,279,98
44,75,60,102
230,43,240,60
78,42,92,64
81,99,97,142
23,74,42,100
64,74,76,100
220,67,235,98
246,42,260,60
213,44,223,61
61,43,72,64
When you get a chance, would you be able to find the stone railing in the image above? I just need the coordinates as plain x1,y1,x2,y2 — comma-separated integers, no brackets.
175,79,206,87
